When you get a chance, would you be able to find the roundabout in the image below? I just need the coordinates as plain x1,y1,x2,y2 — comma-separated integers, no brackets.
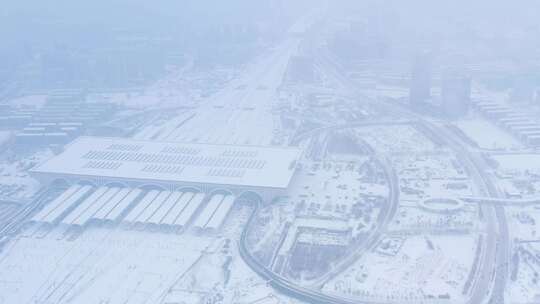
418,197,465,214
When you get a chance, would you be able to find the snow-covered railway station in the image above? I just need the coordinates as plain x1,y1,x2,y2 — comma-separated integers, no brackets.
25,136,302,235
30,136,302,200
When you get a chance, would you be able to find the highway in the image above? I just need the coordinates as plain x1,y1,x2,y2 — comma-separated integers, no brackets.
239,200,391,304
316,45,509,304
237,43,509,304
237,76,402,303
423,123,508,304
461,196,540,206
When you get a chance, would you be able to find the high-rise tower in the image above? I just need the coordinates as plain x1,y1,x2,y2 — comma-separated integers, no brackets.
409,52,432,106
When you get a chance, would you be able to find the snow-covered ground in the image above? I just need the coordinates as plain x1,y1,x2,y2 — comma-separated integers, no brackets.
288,160,388,216
394,153,468,181
0,193,305,304
323,234,479,302
0,227,212,304
492,154,540,171
132,38,299,147
4,95,48,110
357,125,438,154
0,149,53,200
505,205,540,303
455,119,521,150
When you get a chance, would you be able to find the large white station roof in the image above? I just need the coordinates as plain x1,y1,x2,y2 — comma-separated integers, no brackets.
32,137,302,189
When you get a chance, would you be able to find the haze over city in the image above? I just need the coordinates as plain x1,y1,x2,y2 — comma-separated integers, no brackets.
1,1,540,304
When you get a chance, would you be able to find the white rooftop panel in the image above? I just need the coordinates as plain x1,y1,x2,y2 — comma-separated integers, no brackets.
161,192,194,226
193,194,224,229
105,188,143,222
174,193,205,227
136,191,171,224
60,186,108,225
123,190,160,223
32,184,82,222
41,185,93,224
147,191,183,225
205,195,235,230
31,136,301,189
92,188,132,221
72,187,121,226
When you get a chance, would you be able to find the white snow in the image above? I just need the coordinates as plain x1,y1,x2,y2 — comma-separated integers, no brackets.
455,119,521,150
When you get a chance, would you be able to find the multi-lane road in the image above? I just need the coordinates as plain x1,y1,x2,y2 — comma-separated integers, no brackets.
317,45,509,304
238,38,510,304
239,200,391,304
423,123,508,304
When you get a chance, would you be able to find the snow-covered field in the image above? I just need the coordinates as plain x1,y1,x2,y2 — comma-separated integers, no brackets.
492,154,540,171
0,149,53,200
132,38,299,147
388,203,478,232
394,153,468,181
5,95,48,110
0,196,304,304
290,160,387,202
357,125,438,154
505,205,540,303
323,234,478,302
0,227,211,304
455,119,521,150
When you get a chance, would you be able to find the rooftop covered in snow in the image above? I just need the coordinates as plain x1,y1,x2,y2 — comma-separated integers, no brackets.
32,136,302,189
